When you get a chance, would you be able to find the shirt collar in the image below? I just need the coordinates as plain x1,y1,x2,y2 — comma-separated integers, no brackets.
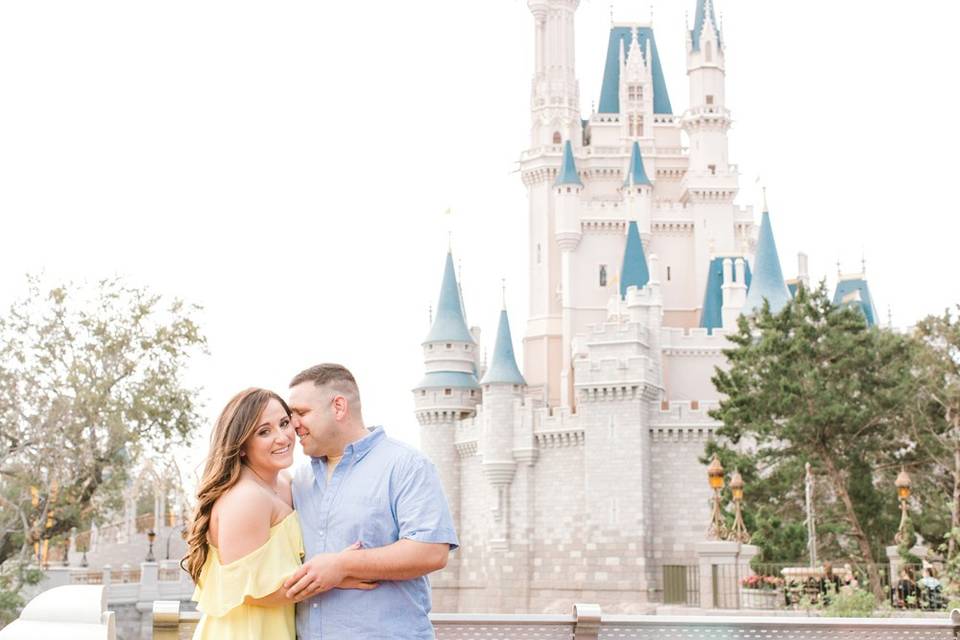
311,426,385,466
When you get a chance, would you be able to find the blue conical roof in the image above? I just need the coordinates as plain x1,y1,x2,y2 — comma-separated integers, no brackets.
691,0,722,52
624,142,652,187
480,309,525,385
744,211,791,314
620,221,650,298
424,252,474,344
554,141,583,187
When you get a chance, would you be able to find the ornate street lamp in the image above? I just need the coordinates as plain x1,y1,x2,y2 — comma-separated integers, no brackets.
729,470,751,543
894,467,912,545
146,529,157,562
707,454,728,540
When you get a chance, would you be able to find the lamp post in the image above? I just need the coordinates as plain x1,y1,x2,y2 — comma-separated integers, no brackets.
729,470,751,543
146,529,156,562
707,454,728,540
893,467,912,546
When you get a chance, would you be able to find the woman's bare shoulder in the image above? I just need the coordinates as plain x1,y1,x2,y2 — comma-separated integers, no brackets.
212,480,274,526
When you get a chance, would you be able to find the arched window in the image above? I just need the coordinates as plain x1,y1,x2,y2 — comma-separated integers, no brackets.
552,131,562,144
599,265,608,287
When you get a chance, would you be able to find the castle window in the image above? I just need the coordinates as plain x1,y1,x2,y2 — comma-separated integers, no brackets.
628,115,644,137
470,390,476,397
706,95,714,106
421,390,426,396
537,243,542,264
465,345,470,350
705,41,713,62
599,265,608,287
444,388,452,396
628,84,643,103
445,343,452,349
708,164,716,175
552,131,562,144
667,266,672,281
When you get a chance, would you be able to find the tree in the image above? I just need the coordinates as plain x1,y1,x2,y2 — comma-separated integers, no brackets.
0,277,206,618
709,283,913,597
910,309,960,560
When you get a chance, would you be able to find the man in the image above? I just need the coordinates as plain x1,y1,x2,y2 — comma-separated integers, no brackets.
284,363,458,639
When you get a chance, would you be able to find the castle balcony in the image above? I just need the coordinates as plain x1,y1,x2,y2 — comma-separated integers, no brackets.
660,327,729,356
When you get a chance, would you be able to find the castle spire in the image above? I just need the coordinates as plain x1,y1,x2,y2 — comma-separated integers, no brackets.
620,221,651,298
480,306,526,386
554,140,583,187
424,251,475,344
743,209,791,314
624,141,652,187
690,0,722,52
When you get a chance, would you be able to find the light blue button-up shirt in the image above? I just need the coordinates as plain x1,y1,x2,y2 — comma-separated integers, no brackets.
291,427,458,640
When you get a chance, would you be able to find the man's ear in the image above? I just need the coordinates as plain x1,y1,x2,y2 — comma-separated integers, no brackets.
332,395,349,421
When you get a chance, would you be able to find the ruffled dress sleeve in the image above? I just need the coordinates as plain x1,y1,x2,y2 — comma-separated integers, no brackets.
193,512,304,618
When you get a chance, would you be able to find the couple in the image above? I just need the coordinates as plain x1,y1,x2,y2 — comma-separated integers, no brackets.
182,364,458,639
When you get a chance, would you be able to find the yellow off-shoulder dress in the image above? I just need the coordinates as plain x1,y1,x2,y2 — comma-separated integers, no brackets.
192,511,303,640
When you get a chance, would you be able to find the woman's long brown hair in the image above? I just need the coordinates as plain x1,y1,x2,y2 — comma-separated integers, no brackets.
182,388,291,584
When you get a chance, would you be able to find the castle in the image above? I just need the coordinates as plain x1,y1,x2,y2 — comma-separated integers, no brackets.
413,0,878,613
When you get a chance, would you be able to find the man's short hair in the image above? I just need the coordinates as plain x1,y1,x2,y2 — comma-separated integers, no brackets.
290,363,361,404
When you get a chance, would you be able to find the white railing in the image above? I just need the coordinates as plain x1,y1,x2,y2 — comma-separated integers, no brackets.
0,586,115,640
150,601,960,640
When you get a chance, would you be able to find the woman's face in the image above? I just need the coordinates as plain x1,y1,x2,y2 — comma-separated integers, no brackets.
241,398,295,473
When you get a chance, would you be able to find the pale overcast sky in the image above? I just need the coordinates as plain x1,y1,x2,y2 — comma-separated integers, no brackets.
1,1,958,481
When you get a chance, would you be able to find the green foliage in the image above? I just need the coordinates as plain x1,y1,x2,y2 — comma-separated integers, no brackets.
0,562,41,627
821,587,881,618
707,283,914,595
0,277,206,623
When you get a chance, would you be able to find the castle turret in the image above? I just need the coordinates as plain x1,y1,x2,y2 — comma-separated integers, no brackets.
554,140,582,408
620,221,651,298
414,250,481,595
480,304,525,550
682,0,738,315
623,142,653,240
527,0,582,146
743,210,791,314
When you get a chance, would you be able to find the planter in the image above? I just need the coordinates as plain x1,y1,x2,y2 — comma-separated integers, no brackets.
740,587,782,609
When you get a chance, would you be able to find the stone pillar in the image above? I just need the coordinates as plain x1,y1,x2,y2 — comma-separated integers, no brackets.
696,541,759,609
138,562,160,604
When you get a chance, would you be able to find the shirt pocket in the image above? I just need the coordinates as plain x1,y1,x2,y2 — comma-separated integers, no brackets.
356,496,397,549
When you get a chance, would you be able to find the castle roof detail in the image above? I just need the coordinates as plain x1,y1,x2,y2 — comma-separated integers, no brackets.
424,251,475,344
599,26,672,115
624,142,652,187
480,308,525,386
743,210,791,315
554,140,583,187
833,276,878,327
620,221,650,298
415,370,479,390
700,256,752,331
691,0,723,52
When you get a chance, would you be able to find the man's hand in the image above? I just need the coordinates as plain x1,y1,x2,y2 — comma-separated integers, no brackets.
283,553,347,602
336,577,379,591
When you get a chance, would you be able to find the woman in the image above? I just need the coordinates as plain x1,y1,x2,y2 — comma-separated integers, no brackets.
183,388,372,639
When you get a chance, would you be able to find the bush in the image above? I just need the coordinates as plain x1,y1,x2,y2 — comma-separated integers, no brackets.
822,587,879,618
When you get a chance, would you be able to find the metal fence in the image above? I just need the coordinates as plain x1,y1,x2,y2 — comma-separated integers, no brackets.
151,601,960,640
661,565,700,606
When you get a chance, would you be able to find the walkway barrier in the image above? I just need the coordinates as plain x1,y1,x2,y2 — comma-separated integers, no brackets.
0,585,115,640
151,600,960,639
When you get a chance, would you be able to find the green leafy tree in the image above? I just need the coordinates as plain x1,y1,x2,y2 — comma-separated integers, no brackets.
0,277,206,622
909,309,960,559
708,283,913,597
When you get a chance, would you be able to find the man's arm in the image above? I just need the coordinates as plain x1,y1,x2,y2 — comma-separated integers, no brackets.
283,539,449,601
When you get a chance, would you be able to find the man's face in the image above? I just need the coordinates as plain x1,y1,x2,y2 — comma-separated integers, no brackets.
288,382,337,458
